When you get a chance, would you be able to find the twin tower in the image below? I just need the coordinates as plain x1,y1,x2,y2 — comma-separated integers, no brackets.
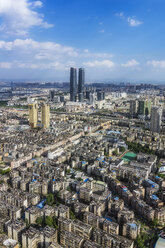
70,67,85,102
28,103,50,129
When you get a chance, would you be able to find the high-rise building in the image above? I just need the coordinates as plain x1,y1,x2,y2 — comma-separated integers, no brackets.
89,92,95,105
41,103,50,129
150,106,162,133
97,91,105,101
163,102,165,118
78,93,84,102
49,90,55,101
28,103,38,128
153,97,158,106
60,95,65,102
78,68,85,102
86,91,90,100
138,100,151,116
70,67,77,102
130,100,138,117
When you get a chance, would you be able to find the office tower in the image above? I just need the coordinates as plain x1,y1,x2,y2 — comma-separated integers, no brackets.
130,100,138,117
78,93,84,102
70,67,77,102
86,91,90,100
138,100,151,116
78,68,85,102
60,96,65,102
97,91,105,101
163,103,165,118
41,103,50,129
28,103,38,128
89,92,95,105
49,90,55,101
150,106,162,133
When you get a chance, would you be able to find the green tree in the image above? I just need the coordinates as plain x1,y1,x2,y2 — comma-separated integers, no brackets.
45,216,53,227
119,147,126,153
69,210,76,220
46,193,55,206
25,218,30,228
112,150,118,156
152,218,159,227
53,216,58,229
0,168,10,175
135,234,147,248
36,217,43,226
66,169,71,174
67,186,72,192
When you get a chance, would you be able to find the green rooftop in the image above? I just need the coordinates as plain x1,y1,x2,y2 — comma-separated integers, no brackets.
122,152,136,162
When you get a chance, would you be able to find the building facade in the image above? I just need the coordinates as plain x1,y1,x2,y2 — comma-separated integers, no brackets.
70,67,77,102
138,100,151,116
41,103,50,129
130,100,138,117
150,106,162,133
28,103,38,128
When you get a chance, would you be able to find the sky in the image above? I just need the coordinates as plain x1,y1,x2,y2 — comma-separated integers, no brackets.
0,0,165,83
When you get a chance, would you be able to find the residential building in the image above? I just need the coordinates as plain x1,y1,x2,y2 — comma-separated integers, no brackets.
150,106,162,133
41,103,50,129
138,100,151,116
22,227,40,248
28,103,38,128
130,100,138,117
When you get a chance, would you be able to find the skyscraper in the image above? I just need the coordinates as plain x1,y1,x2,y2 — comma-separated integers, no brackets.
78,68,85,94
70,67,77,102
97,91,105,101
138,100,151,116
150,106,162,133
28,103,38,128
78,68,85,102
49,90,55,101
130,100,138,117
41,103,50,129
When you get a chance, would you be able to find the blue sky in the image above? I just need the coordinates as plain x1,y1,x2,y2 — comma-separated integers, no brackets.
0,0,165,82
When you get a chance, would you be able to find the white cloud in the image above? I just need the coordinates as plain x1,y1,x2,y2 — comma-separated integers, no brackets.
0,39,115,61
16,61,65,70
0,38,78,57
0,62,11,68
82,50,114,59
116,12,125,19
127,17,143,27
30,1,43,8
0,38,115,78
83,60,115,68
99,29,105,33
0,0,53,36
147,60,165,68
116,12,143,27
121,59,139,67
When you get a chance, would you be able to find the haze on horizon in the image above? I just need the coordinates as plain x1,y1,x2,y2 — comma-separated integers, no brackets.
0,0,165,83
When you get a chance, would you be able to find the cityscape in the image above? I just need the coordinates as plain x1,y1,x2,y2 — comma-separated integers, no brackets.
0,1,165,248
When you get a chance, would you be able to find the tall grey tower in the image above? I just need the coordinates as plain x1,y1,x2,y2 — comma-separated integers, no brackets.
78,68,85,93
130,99,138,117
70,67,77,102
78,68,85,102
151,106,162,133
